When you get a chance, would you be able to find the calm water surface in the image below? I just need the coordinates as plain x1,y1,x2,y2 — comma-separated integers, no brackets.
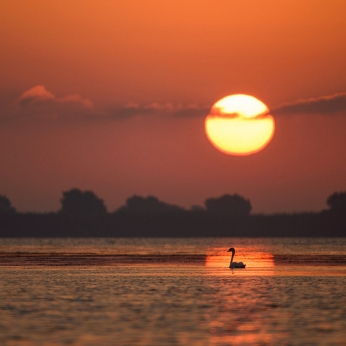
0,238,346,345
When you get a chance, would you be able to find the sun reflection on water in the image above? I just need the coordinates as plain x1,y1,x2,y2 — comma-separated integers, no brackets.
205,247,275,276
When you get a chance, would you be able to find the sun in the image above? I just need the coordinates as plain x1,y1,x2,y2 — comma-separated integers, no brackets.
205,95,275,155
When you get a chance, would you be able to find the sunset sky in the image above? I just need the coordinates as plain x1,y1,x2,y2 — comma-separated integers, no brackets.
1,0,346,213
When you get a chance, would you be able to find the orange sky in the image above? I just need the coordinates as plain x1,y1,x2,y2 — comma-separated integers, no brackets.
1,0,346,213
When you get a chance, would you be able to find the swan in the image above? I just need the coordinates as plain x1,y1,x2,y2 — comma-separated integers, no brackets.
227,247,246,268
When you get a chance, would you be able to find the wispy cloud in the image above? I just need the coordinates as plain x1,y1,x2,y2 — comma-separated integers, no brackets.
107,102,210,120
13,85,93,119
272,93,346,115
9,86,346,123
0,86,210,122
18,85,93,109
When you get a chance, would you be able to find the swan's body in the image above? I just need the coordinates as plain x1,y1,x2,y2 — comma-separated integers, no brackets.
228,247,246,268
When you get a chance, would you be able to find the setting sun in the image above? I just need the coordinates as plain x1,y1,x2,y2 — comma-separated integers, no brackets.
205,95,275,156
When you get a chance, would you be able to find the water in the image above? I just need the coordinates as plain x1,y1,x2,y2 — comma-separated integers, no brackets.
0,238,346,345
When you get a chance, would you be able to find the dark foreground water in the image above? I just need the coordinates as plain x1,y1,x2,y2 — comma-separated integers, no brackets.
0,238,346,345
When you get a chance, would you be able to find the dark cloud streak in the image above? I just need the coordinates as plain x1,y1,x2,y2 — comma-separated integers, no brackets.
106,103,210,120
6,86,346,123
272,93,346,115
0,86,211,122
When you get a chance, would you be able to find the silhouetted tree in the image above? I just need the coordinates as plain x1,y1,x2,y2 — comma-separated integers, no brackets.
204,194,252,215
0,194,16,213
118,195,183,213
60,188,107,215
190,205,205,212
326,191,346,212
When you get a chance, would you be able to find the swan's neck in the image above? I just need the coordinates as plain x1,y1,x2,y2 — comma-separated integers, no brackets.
229,252,235,268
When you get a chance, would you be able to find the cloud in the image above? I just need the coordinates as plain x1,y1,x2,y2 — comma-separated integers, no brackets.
107,102,210,120
4,87,346,124
18,85,93,109
11,85,94,119
18,85,55,106
108,102,173,119
173,104,211,118
272,93,346,115
0,85,210,122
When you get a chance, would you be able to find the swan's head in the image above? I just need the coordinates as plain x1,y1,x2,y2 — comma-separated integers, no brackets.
227,247,235,254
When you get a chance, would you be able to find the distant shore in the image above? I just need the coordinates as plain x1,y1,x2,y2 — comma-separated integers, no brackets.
1,210,345,237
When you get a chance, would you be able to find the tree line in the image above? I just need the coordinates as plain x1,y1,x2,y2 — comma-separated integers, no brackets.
1,188,346,215
1,189,346,237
